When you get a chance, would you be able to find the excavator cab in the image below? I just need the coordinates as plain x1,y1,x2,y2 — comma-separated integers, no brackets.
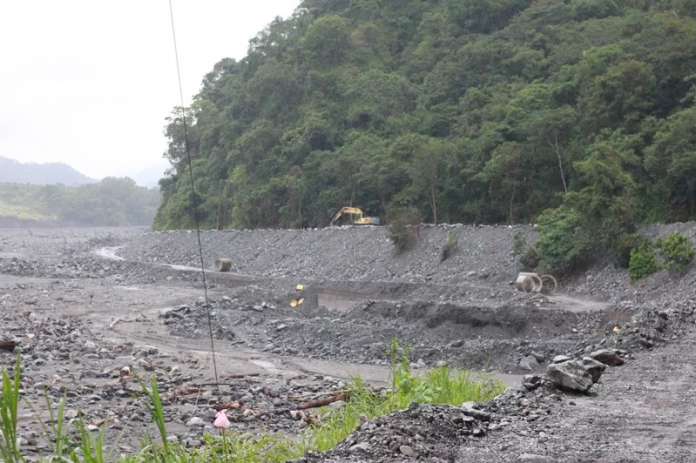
330,207,380,226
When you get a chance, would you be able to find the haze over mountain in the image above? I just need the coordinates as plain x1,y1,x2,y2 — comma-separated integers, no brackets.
0,156,96,186
118,160,170,189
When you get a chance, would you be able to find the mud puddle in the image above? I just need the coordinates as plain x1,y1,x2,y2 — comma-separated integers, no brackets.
316,288,387,312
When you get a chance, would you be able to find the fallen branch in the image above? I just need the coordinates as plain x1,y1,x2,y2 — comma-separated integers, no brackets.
298,393,347,410
222,373,260,380
211,401,243,411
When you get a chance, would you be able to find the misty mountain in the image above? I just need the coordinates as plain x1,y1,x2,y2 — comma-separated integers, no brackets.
120,161,170,188
0,156,96,186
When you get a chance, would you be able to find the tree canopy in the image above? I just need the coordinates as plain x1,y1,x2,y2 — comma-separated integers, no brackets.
0,178,160,226
154,0,696,231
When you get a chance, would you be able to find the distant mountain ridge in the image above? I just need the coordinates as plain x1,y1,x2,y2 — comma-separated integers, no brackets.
0,156,96,186
119,161,170,188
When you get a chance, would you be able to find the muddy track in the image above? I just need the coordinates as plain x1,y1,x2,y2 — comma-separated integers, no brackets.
98,245,612,316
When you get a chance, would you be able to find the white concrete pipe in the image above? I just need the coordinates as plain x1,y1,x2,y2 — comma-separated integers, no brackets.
515,272,543,293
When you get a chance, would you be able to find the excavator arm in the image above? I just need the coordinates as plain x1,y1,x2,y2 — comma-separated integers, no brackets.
330,207,364,226
330,207,380,226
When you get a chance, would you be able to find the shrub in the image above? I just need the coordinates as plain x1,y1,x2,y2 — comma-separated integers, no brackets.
388,222,415,253
440,230,459,262
387,206,420,254
629,243,657,282
654,232,695,273
520,246,540,271
513,231,539,270
535,207,590,274
512,231,526,257
570,0,620,21
611,232,648,269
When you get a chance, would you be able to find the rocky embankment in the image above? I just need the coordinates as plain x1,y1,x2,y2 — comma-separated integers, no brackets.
120,225,535,287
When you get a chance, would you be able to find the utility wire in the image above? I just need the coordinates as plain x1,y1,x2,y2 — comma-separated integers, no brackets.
167,0,221,397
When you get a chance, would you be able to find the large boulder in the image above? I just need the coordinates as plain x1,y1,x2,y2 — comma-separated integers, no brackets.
581,357,606,383
547,360,594,393
590,349,625,366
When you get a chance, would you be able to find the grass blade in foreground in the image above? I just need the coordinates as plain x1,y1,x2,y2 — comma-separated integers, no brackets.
0,353,23,463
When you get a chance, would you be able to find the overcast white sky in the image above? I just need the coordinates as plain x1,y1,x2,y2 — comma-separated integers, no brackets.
0,1,299,180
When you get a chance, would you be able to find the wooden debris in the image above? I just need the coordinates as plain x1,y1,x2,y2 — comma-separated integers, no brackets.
222,373,260,380
298,393,348,410
214,401,243,411
90,417,115,427
0,340,17,352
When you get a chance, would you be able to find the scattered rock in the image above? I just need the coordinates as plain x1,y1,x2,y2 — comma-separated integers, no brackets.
581,357,607,383
186,417,206,427
547,360,594,393
350,442,372,452
519,355,540,371
522,374,542,391
399,445,416,457
329,400,346,410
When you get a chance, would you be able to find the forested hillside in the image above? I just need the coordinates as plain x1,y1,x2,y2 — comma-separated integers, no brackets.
0,178,160,226
155,0,696,236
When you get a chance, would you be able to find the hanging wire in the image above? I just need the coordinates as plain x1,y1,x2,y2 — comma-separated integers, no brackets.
167,0,221,397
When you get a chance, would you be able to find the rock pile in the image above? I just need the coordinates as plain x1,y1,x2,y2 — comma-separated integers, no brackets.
297,404,491,462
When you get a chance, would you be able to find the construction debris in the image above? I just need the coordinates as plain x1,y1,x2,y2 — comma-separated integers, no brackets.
515,272,557,294
215,258,232,272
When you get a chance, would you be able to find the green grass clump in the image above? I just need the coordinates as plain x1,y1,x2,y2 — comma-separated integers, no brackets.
0,354,22,463
2,341,505,463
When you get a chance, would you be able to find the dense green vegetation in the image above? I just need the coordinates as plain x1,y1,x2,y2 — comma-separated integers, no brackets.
155,0,696,237
0,178,160,226
628,232,695,280
628,242,657,281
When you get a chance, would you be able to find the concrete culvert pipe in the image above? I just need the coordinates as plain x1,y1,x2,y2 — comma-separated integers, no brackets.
215,258,232,272
541,274,557,293
516,273,543,293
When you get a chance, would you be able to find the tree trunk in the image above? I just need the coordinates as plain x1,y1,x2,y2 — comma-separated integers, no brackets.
216,181,224,230
430,184,438,225
549,134,568,193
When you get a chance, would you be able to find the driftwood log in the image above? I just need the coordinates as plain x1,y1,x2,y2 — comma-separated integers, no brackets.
0,340,17,352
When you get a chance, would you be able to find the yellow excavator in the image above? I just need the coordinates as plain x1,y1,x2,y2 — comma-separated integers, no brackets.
330,207,380,226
